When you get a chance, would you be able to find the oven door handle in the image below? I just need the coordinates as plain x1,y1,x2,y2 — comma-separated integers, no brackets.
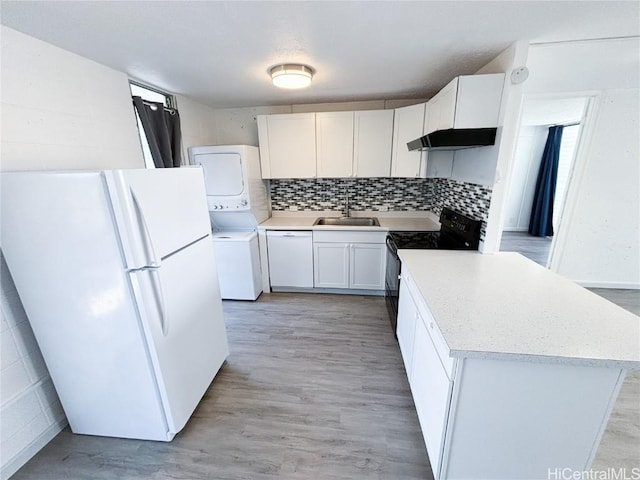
386,235,397,254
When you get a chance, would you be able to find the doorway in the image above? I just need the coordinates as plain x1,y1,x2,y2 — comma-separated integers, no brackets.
499,95,590,266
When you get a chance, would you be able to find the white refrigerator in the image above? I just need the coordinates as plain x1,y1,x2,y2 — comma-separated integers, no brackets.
0,167,229,441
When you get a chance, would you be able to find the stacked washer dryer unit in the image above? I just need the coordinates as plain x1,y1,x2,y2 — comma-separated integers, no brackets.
188,145,269,300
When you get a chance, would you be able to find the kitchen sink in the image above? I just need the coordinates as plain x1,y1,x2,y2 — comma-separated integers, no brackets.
313,217,380,227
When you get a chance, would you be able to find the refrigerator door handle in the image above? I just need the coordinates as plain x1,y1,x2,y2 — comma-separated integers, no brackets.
129,265,169,337
149,268,169,337
130,188,161,267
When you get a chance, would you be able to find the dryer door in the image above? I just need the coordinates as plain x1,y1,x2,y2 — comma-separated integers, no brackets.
193,152,244,196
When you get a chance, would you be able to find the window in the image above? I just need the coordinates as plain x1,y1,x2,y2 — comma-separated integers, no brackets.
129,82,176,168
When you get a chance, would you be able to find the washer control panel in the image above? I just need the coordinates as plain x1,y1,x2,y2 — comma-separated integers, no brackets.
207,196,250,211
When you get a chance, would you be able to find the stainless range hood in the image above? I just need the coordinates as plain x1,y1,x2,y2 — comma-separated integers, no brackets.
407,128,497,151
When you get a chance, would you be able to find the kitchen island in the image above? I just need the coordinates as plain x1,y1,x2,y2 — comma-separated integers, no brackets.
396,250,640,479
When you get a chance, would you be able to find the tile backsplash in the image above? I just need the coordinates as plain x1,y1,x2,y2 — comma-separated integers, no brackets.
270,178,433,212
270,176,493,240
432,178,493,240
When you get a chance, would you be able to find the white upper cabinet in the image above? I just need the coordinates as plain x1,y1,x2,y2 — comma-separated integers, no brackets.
425,73,505,135
257,113,316,179
353,110,394,177
391,103,426,178
255,74,502,180
425,78,458,134
316,111,355,178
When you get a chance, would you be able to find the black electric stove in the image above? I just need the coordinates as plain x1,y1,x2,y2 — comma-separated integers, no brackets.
385,207,482,333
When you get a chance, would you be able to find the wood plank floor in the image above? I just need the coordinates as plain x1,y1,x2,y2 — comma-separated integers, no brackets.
13,289,639,478
13,294,432,479
589,288,640,471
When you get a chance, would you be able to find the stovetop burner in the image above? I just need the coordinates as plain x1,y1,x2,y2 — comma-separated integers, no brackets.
388,231,441,249
387,207,482,253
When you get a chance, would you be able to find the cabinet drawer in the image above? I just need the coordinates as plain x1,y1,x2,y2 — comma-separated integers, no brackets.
403,272,454,378
313,230,386,244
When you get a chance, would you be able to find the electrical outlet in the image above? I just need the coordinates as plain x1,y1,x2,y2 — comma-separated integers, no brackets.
289,206,298,212
378,206,389,212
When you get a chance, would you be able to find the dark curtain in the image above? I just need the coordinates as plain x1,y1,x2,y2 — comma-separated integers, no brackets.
132,96,182,168
529,125,564,237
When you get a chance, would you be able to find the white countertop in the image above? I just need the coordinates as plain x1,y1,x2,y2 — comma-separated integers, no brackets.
259,211,440,232
398,250,640,368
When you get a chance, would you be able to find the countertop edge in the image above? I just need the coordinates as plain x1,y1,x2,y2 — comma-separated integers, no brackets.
449,349,640,369
258,212,441,232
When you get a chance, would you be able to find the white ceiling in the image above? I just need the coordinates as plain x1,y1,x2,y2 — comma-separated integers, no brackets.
1,1,638,109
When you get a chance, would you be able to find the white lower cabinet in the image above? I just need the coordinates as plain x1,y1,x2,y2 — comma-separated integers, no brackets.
411,317,452,477
349,243,386,289
313,242,349,288
398,275,452,477
313,231,386,290
396,282,418,378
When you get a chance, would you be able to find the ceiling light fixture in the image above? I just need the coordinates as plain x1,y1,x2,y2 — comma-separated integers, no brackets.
270,64,314,89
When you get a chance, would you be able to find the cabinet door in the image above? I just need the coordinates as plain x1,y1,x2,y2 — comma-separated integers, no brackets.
396,282,418,380
354,110,394,177
411,317,453,478
425,78,458,134
313,242,349,288
267,231,314,287
316,112,354,178
349,243,386,290
453,74,504,129
391,103,426,178
263,113,316,179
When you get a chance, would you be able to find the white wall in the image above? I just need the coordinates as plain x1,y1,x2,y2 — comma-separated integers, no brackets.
502,125,547,230
175,95,219,161
0,27,145,172
525,38,640,288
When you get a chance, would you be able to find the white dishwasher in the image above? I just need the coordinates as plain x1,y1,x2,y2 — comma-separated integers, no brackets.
266,231,313,288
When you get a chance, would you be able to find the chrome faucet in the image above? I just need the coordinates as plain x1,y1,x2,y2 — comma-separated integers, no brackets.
343,190,350,218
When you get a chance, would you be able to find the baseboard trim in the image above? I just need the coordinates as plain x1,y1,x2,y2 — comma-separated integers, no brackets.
1,418,67,480
577,281,640,290
270,287,384,296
